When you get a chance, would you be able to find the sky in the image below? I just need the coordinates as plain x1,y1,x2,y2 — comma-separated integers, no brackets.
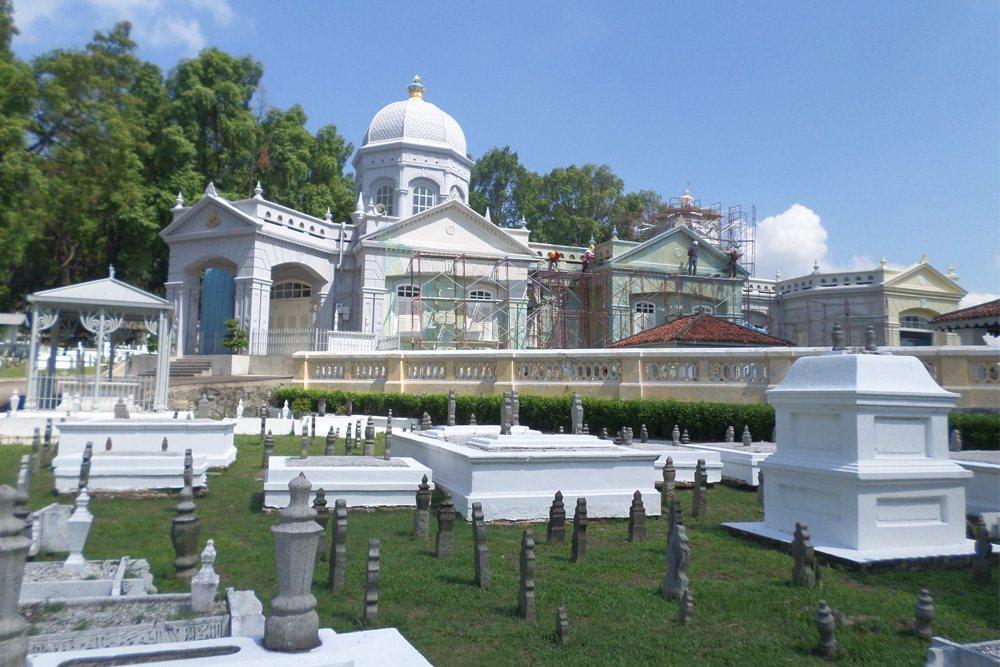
11,0,1000,304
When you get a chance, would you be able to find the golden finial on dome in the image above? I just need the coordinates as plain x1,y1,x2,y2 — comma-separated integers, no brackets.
407,75,425,100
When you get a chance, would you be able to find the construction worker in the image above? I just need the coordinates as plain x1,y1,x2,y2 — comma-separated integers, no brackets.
582,245,595,272
727,246,741,278
547,250,562,272
687,241,699,276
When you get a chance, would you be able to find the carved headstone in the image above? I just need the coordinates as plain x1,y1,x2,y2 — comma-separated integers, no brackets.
317,398,326,417
511,391,520,426
355,419,362,450
600,427,608,440
313,489,330,561
78,442,93,493
0,485,30,665
571,498,588,563
472,502,490,589
628,490,646,542
310,414,316,444
190,539,220,613
328,499,347,591
413,475,431,538
261,430,274,469
43,419,53,463
815,600,837,655
197,393,210,419
344,397,352,417
421,412,432,431
384,409,393,460
30,428,41,473
692,459,707,517
757,470,764,506
469,413,477,426
914,589,934,637
678,588,693,626
345,422,353,455
518,529,536,622
663,521,691,600
63,487,92,571
831,322,846,349
264,473,322,652
171,472,200,582
114,397,128,419
300,430,309,460
436,492,456,558
791,522,819,587
661,457,676,513
624,427,634,446
725,425,735,442
583,423,589,435
973,516,994,584
259,410,267,447
672,424,680,446
555,607,569,642
558,426,564,434
13,456,29,540
547,491,566,544
742,425,752,447
680,429,690,445
571,393,583,435
501,393,512,435
364,416,375,456
949,428,962,452
640,424,648,443
184,449,194,489
237,399,245,418
667,498,684,547
364,539,380,624
447,389,456,427
325,427,337,456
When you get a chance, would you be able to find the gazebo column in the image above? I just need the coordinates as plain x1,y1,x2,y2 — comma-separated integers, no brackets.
25,306,59,410
235,276,271,356
165,281,199,357
146,312,172,412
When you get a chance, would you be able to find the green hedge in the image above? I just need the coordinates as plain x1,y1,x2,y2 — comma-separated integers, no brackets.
271,387,775,442
949,412,1000,451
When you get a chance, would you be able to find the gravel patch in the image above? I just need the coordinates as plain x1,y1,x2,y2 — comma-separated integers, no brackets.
21,598,227,635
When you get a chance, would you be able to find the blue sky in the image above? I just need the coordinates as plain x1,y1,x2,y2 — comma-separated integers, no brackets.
12,1,999,302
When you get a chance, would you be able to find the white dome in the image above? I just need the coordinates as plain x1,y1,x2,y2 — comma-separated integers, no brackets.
362,97,466,155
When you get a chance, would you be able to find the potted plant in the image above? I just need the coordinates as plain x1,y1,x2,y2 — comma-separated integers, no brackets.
221,319,249,354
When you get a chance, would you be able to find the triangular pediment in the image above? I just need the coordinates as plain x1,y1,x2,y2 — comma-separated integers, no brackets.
365,200,534,257
160,195,260,240
884,262,966,296
28,277,172,310
611,226,747,277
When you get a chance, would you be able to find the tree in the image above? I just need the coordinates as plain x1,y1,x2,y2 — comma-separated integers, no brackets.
469,146,531,228
526,164,625,246
221,318,248,354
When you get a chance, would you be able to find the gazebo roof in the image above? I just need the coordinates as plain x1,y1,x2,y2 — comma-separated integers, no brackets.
27,272,172,313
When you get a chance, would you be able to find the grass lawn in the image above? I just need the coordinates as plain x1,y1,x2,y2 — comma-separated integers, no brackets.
6,435,998,666
0,360,27,379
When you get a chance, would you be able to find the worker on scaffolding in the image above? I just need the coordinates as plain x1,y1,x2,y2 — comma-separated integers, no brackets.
727,245,741,278
581,245,595,272
547,250,562,273
687,241,699,276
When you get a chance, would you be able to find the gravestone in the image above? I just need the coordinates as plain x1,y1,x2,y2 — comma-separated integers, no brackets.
672,425,680,446
725,425,735,442
161,437,169,451
78,442,93,493
518,529,536,622
261,431,274,469
236,398,244,419
914,589,934,637
197,394,210,419
600,427,608,440
114,398,128,419
815,600,837,656
30,428,41,474
667,499,684,554
190,539,220,613
325,427,337,456
468,413,477,426
582,423,589,435
625,427,634,446
364,538,380,624
0,485,30,666
413,475,431,538
628,491,646,542
678,588,693,626
355,420,362,450
662,520,690,600
757,470,764,506
661,457,676,513
692,459,707,517
742,425,752,447
640,424,649,443
63,488,92,571
300,431,309,460
472,502,490,589
571,393,584,435
345,422,353,455
259,410,267,447
681,429,690,445
328,499,347,592
421,412,432,431
511,391,520,426
973,516,993,584
313,489,330,561
949,428,962,452
344,397,352,416
311,414,317,444
547,491,566,544
105,437,113,451
436,492,456,558
318,398,326,417
555,607,569,643
447,389,456,427
364,416,375,456
43,419,53,461
384,409,393,460
171,470,200,582
501,393,512,436
791,522,819,587
559,426,564,434
183,449,194,489
571,498,588,563
264,473,322,652
14,456,30,541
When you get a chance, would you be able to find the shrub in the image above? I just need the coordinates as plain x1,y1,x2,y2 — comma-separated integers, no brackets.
221,319,248,354
949,412,1000,450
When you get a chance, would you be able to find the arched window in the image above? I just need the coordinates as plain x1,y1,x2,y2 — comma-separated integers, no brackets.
693,304,715,315
633,301,656,333
899,314,932,346
466,290,495,341
411,185,435,214
375,185,394,216
271,282,312,299
395,284,420,335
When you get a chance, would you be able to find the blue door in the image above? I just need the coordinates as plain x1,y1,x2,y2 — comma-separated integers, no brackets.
200,269,235,355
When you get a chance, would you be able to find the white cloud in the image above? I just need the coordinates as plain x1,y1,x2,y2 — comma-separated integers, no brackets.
755,204,828,280
958,292,1000,309
138,15,205,54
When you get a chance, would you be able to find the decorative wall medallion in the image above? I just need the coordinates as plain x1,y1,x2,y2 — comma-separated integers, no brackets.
673,248,683,258
206,211,219,228
445,224,456,235
917,275,926,286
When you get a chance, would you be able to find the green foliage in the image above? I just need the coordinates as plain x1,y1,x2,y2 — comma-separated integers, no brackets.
949,412,1000,450
289,397,311,418
220,318,248,353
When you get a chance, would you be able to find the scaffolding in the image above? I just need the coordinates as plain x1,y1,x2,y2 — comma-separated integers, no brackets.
626,195,757,278
775,297,890,347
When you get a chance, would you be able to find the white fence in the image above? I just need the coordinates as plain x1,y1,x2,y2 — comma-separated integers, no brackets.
261,329,399,355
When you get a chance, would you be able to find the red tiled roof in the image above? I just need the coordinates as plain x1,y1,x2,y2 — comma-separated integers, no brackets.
606,314,793,348
930,299,1000,323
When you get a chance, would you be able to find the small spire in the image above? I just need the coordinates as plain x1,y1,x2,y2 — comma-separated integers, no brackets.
589,234,595,245
920,253,929,264
355,192,364,212
407,75,425,100
484,207,492,223
879,255,886,268
174,192,185,209
204,182,217,197
519,215,528,229
611,226,618,240
813,259,820,273
109,265,116,279
775,269,781,281
367,197,376,214
253,181,263,199
325,208,333,221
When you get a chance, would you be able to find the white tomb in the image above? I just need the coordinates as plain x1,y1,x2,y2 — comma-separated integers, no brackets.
393,427,662,521
726,351,976,563
53,450,210,493
263,456,432,509
679,441,774,486
627,443,723,485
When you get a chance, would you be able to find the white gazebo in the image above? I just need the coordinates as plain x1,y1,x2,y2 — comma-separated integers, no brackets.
25,269,173,412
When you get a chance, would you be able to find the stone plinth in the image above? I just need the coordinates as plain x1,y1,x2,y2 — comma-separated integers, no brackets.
629,444,722,486
678,442,774,486
392,431,661,521
53,452,209,493
263,457,432,509
950,450,999,517
727,352,975,563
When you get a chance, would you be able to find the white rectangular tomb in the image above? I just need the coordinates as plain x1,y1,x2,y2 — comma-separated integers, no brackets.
263,456,432,509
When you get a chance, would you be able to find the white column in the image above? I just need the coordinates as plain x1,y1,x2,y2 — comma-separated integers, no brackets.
236,276,271,355
153,311,171,411
25,304,40,409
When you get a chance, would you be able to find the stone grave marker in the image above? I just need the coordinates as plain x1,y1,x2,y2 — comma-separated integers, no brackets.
571,498,588,563
344,397,352,416
171,469,199,582
30,428,41,473
364,538,380,624
672,424,680,446
447,389,456,427
914,589,934,637
558,426,564,434
949,428,962,452
547,491,566,544
384,409,393,460
791,522,819,587
681,429,690,445
313,489,330,561
421,412,432,431
191,539,220,613
571,393,584,435
973,516,993,584
692,459,707,517
628,491,646,542
413,475,431,538
600,427,608,440
625,427,634,446
518,529,536,622
300,430,309,460
197,394,210,419
501,393,512,436
512,390,520,426
364,416,376,456
556,607,569,642
43,418,54,461
742,425,752,447
757,470,764,506
640,424,648,443
328,499,347,592
469,413,477,426
261,430,274,469
725,425,735,442
0,485,30,665
667,498,684,541
114,398,128,419
472,502,490,589
436,492,456,558
661,457,676,513
678,588,693,626
310,413,317,445
14,456,29,540
78,442,93,493
355,420,362,451
815,600,837,656
264,473,322,652
318,398,327,417
663,519,690,600
63,487,92,571
325,427,337,456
